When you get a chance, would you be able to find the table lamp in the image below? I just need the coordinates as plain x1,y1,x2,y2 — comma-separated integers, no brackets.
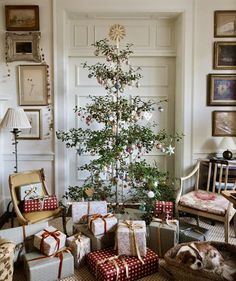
0,107,31,173
219,137,235,160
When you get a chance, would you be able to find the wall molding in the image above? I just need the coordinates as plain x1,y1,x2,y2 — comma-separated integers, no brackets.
2,153,54,161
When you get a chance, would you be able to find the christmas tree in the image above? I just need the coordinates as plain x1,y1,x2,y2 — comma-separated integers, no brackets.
57,25,182,218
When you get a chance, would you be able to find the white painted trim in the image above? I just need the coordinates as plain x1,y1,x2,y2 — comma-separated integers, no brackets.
2,153,54,161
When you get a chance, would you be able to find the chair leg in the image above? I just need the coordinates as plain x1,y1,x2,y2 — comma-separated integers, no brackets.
224,219,229,243
196,216,200,227
234,214,236,237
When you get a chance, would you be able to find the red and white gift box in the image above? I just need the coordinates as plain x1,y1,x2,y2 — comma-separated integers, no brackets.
34,226,66,256
23,196,58,213
66,233,90,268
154,201,174,220
88,213,118,236
87,248,159,281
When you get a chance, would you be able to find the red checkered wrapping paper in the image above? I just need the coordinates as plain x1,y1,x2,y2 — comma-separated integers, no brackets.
87,248,159,281
23,196,58,213
154,201,174,220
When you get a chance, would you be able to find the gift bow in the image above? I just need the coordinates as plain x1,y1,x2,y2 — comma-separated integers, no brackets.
40,229,61,254
73,233,86,260
24,186,38,199
118,220,144,264
152,217,178,226
96,255,129,281
89,213,114,234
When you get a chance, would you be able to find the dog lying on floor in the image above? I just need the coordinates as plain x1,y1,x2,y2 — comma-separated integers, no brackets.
175,242,236,281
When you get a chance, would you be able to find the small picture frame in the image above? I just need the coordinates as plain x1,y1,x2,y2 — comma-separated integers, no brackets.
214,10,236,37
207,74,236,106
5,5,39,31
18,64,49,106
214,41,236,70
18,109,41,139
6,32,41,62
212,111,236,136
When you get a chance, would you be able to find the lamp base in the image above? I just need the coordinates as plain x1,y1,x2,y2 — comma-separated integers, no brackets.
222,149,233,160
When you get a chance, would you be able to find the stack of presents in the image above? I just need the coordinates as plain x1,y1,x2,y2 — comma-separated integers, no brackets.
1,197,210,281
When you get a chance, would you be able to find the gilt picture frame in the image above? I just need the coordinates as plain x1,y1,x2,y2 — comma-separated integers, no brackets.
214,41,236,70
207,74,236,106
5,32,41,62
214,10,236,37
18,65,48,106
5,5,39,31
212,111,236,136
18,109,41,140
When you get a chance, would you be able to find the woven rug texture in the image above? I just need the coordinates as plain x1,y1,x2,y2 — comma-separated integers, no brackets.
3,217,235,281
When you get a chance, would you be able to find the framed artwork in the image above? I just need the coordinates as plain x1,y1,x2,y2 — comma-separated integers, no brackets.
5,5,39,31
214,10,236,37
207,74,236,106
18,64,48,106
214,41,236,70
212,111,236,136
18,109,41,139
5,32,41,62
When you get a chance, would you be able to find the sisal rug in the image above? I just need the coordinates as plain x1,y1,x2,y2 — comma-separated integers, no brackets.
2,217,235,281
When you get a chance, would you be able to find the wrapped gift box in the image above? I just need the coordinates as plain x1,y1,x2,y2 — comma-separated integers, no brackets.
72,201,107,224
148,219,179,258
23,196,58,213
34,226,66,256
179,221,209,243
73,224,115,251
0,239,15,281
88,213,118,236
0,221,48,262
116,220,147,258
87,248,159,281
24,250,74,281
154,201,174,220
66,233,90,268
18,183,43,200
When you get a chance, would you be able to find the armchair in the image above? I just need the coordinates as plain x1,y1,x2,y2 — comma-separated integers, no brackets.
176,159,236,242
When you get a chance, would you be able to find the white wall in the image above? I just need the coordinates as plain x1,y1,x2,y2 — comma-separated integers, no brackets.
193,0,236,160
0,0,54,213
0,0,235,214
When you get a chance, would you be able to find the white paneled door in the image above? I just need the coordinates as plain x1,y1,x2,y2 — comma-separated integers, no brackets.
67,56,175,188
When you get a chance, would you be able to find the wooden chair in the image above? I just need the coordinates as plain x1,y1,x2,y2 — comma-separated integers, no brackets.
176,159,236,242
9,169,67,234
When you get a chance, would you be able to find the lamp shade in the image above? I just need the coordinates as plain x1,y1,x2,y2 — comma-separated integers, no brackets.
219,137,236,150
0,107,31,129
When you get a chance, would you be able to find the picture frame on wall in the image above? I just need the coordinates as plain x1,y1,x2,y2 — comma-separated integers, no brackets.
5,32,41,62
214,10,236,37
18,109,41,140
213,41,236,70
207,74,236,106
212,111,236,136
5,5,39,31
18,64,48,106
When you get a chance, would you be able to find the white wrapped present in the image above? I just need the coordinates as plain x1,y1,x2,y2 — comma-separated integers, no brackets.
0,221,49,262
72,201,107,223
88,213,117,236
116,220,147,263
34,226,66,256
18,183,43,200
66,233,90,268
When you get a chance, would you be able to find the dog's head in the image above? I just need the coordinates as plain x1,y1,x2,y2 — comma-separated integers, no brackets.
176,245,203,270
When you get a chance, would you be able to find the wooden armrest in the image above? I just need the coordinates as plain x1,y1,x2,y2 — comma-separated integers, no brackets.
180,161,200,182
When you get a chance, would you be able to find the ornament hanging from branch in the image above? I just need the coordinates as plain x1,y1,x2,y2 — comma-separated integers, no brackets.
108,24,126,48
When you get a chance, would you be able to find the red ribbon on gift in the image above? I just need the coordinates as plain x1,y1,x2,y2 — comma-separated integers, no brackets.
40,229,61,254
89,213,114,234
27,247,71,279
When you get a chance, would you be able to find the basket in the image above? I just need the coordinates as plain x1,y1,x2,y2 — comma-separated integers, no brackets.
164,241,236,281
